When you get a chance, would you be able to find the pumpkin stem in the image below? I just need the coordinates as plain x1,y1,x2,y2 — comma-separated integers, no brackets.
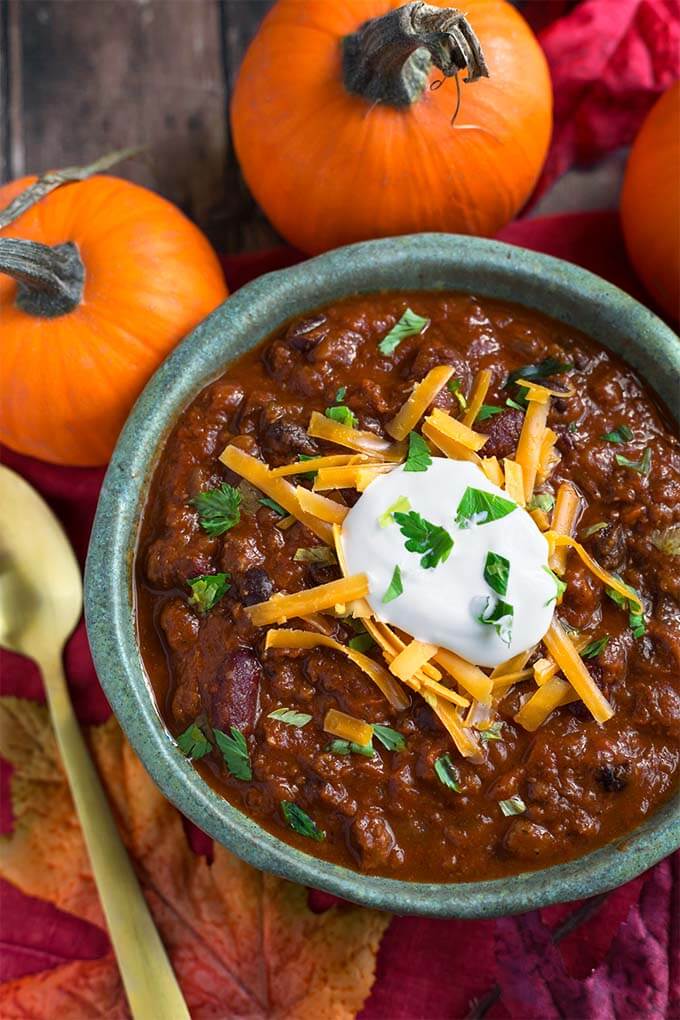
342,2,488,108
0,237,85,317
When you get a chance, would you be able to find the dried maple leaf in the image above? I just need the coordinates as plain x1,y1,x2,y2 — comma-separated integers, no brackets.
0,697,389,1019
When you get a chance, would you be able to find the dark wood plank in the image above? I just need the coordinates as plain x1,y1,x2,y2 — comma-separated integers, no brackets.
0,1,8,183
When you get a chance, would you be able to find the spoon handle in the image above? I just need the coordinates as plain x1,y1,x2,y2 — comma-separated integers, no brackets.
41,651,190,1020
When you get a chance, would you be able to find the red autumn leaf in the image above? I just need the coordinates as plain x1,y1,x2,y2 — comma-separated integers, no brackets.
0,697,389,1019
534,0,680,198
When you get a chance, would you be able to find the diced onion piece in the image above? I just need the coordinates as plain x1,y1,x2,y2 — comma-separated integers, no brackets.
389,639,439,681
313,462,394,491
422,420,484,467
432,647,493,703
547,532,644,615
270,454,358,477
265,628,410,710
462,369,492,428
422,691,483,761
536,428,560,485
220,445,333,544
515,379,575,403
481,456,504,487
324,708,374,747
296,487,348,524
549,483,580,574
543,619,613,723
503,458,525,506
514,676,572,731
249,574,368,627
515,398,550,501
386,365,455,440
308,411,406,462
427,408,488,451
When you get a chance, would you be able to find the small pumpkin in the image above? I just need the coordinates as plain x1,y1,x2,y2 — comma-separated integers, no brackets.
0,167,228,466
231,0,552,254
621,80,680,322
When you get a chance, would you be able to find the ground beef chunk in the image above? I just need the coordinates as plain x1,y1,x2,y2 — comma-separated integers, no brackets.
595,764,629,792
478,408,525,459
261,417,317,457
348,809,401,870
235,566,274,607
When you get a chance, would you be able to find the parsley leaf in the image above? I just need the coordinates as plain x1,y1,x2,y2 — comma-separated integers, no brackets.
484,551,510,596
187,573,231,613
335,385,347,401
581,521,608,538
268,708,312,727
506,357,572,388
373,724,406,752
605,578,646,638
447,378,467,409
475,404,503,422
259,496,287,516
325,405,357,429
479,722,504,742
213,726,252,781
434,754,461,791
348,632,375,653
477,595,514,646
281,801,325,840
293,546,338,565
615,448,652,475
177,721,212,759
505,397,526,412
581,636,609,659
326,739,375,757
543,565,567,605
499,795,526,816
529,492,555,513
378,308,430,355
379,495,411,528
393,510,454,569
403,431,432,473
382,565,404,603
192,483,241,536
455,487,517,529
602,424,633,444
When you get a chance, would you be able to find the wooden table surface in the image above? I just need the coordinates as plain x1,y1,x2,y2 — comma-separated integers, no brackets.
0,0,622,254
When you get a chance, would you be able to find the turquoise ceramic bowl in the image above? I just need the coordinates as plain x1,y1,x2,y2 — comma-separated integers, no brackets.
85,234,680,918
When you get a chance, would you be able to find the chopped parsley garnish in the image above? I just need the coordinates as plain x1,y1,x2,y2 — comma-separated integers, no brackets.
378,308,430,355
529,492,555,513
214,727,252,780
379,495,411,528
475,404,503,422
605,578,646,638
348,632,375,653
281,801,325,841
393,510,454,569
382,565,404,603
581,636,609,659
373,724,406,752
455,487,517,529
335,385,347,401
404,431,432,473
326,739,375,758
192,483,241,536
268,708,312,727
499,795,526,816
434,754,461,791
543,565,567,605
324,404,357,429
259,496,287,516
479,722,504,742
505,397,525,412
293,546,338,565
447,378,467,409
615,448,651,475
581,521,608,538
177,721,211,759
477,595,514,646
506,357,572,388
187,573,231,613
602,424,633,444
651,524,680,556
484,551,510,596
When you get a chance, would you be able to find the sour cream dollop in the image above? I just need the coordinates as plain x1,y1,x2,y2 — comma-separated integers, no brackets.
341,459,556,668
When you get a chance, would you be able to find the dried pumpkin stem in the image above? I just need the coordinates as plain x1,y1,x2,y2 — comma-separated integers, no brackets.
342,1,488,108
0,237,85,316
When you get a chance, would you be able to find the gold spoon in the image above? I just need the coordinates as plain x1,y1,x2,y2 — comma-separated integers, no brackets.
0,465,189,1019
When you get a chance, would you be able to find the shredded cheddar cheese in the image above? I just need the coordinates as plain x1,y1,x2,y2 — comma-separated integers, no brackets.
270,454,358,477
503,458,526,506
481,456,504,487
432,647,493,703
313,462,394,492
549,483,580,574
422,691,483,761
543,619,613,723
422,419,484,467
462,369,492,428
515,378,575,403
386,365,455,440
295,487,348,524
323,708,374,747
536,428,560,485
514,676,572,731
308,411,405,462
515,398,550,501
547,532,644,614
427,408,489,451
248,574,369,627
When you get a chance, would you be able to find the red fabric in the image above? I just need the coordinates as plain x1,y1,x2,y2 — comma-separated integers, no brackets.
2,210,678,1017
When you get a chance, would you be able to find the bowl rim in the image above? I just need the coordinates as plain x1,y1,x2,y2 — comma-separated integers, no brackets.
85,232,680,919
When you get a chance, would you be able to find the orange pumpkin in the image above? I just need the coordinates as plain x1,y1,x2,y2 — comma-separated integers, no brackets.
0,174,228,466
231,0,552,255
621,80,680,322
